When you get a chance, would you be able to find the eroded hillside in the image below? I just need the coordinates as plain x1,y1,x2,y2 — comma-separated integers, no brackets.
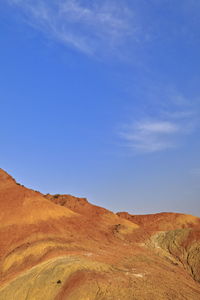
0,168,200,299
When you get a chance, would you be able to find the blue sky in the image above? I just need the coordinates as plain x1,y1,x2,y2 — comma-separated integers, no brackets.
1,0,200,216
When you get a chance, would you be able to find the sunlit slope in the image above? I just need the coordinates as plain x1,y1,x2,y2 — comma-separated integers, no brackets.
0,169,138,285
0,169,79,284
118,211,200,283
1,251,200,300
0,168,200,299
0,169,76,227
117,211,200,231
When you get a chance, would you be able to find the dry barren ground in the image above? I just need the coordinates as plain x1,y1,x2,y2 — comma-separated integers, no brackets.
0,168,200,299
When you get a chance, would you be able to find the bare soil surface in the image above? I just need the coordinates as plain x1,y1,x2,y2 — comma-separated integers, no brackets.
0,168,200,299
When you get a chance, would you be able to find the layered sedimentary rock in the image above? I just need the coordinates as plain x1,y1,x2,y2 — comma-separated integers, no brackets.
0,168,200,299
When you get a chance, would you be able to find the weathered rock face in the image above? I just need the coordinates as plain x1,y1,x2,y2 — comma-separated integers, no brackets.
117,211,200,284
0,168,200,300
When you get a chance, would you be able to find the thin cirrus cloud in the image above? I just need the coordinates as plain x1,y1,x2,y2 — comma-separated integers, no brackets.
120,120,180,153
119,100,197,154
118,87,199,154
5,0,134,56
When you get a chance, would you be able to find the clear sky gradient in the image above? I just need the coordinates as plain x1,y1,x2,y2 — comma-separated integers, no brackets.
0,0,200,216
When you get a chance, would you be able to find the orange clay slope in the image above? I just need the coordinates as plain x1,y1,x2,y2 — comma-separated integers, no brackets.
0,168,200,300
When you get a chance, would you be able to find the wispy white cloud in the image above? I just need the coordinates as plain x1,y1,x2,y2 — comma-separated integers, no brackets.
119,90,198,154
4,0,200,58
120,120,180,153
5,0,135,56
136,121,178,134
